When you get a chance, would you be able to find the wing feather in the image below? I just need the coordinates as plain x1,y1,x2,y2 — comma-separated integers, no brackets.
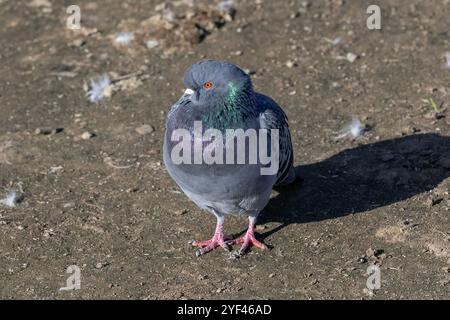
257,93,295,185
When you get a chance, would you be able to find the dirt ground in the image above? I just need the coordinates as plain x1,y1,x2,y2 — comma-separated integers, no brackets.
0,0,449,299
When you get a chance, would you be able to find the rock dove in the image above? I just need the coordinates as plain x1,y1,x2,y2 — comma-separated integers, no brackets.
163,60,296,256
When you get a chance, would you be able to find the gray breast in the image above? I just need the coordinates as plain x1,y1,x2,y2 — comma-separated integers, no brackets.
163,126,277,216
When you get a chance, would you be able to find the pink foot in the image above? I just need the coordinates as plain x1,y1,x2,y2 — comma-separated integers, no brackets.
231,228,267,255
192,225,232,256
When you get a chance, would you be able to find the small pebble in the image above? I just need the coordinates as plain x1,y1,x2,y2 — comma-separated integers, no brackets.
365,248,385,260
255,224,267,232
286,60,297,68
35,127,63,135
357,256,368,264
145,39,160,49
81,131,95,140
95,262,107,269
346,52,359,63
176,209,188,215
426,197,443,207
63,202,75,208
35,127,52,135
71,39,86,47
135,124,155,135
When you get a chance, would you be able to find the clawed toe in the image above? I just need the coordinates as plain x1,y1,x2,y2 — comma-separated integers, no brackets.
192,234,232,256
231,232,267,255
192,235,232,248
192,216,267,257
195,242,231,256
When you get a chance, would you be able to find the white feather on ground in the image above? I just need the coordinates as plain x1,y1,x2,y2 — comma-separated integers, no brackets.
335,116,365,140
325,36,342,46
0,191,18,208
330,36,342,46
114,32,135,45
86,74,112,103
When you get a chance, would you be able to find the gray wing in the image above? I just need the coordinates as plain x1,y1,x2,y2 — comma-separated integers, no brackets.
256,93,296,186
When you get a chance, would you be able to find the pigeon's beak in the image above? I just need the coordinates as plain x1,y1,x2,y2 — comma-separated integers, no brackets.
183,88,199,103
184,88,194,96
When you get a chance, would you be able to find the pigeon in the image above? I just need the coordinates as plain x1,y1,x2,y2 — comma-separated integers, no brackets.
163,60,296,256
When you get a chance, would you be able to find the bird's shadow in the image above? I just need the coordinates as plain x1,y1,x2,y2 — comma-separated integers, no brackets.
257,133,450,241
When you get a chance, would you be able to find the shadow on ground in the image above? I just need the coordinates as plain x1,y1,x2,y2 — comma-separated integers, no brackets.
259,133,450,240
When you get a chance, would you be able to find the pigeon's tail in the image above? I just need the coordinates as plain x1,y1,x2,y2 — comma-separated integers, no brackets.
275,166,297,187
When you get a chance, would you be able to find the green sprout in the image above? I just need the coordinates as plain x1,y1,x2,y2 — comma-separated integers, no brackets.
424,98,440,112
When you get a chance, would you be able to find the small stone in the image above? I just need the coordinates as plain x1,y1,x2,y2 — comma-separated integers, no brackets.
435,112,445,120
286,60,297,68
363,288,375,296
366,248,384,258
301,1,311,8
81,131,95,140
71,39,86,47
357,256,368,264
269,273,275,278
346,52,359,63
440,279,449,287
135,124,155,135
43,229,55,237
176,209,188,215
63,202,75,208
426,197,443,207
145,39,160,49
255,224,267,232
310,240,319,247
366,248,375,257
35,127,53,135
95,262,107,269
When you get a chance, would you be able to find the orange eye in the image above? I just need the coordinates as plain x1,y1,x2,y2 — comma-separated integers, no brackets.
203,81,213,89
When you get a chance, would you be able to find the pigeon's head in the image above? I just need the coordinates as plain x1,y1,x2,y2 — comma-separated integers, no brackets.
182,60,253,107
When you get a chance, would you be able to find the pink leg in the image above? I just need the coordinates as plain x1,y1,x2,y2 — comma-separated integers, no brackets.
231,216,267,255
192,217,232,256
